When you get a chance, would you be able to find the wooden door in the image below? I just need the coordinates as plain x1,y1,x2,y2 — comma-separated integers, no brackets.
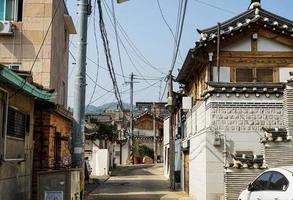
184,151,189,194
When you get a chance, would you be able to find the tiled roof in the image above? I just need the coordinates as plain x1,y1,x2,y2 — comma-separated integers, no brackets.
196,7,293,47
202,82,285,99
133,111,163,122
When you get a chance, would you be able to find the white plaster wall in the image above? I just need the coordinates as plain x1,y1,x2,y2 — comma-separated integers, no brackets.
280,67,293,82
163,144,170,178
113,142,129,165
92,149,109,176
175,139,182,171
163,118,170,178
206,132,225,200
134,128,154,137
164,118,170,146
258,36,292,51
189,133,207,200
212,67,231,82
197,102,206,132
222,37,251,51
226,132,263,154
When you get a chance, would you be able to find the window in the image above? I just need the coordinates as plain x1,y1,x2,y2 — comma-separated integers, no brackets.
0,0,23,21
252,172,271,191
256,68,273,82
268,172,289,191
235,68,274,83
236,68,253,82
7,106,28,139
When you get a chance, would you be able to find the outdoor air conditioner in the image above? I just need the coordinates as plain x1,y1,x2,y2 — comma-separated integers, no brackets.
8,64,21,70
0,21,13,35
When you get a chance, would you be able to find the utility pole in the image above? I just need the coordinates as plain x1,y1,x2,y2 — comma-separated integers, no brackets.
72,0,91,198
153,102,157,164
129,72,134,162
167,70,175,190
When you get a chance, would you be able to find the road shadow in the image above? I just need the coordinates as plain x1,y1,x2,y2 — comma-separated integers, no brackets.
111,164,155,176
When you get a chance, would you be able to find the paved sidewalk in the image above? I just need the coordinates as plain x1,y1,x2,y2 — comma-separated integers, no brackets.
86,164,191,200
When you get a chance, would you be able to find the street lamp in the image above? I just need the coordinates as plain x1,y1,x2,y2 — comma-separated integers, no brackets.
117,0,129,3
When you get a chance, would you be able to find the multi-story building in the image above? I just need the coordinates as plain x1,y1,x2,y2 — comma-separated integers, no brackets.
164,1,293,200
0,1,75,199
0,0,75,106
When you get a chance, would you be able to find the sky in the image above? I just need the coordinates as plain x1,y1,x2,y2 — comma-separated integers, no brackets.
66,0,293,108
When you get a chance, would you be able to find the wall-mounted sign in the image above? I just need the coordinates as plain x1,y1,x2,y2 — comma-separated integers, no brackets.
45,191,63,200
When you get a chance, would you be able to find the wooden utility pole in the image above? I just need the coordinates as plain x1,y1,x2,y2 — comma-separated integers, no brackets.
153,102,157,164
167,70,175,190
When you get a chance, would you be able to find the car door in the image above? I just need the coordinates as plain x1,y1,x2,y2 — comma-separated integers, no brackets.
262,171,290,200
249,172,272,200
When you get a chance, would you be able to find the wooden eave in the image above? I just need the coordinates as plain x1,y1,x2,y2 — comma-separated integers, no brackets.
176,48,207,84
64,15,77,34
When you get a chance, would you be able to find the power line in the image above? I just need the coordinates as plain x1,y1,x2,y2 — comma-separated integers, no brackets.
170,0,188,72
87,0,101,109
101,1,159,87
97,0,124,112
9,0,63,99
193,0,237,15
111,0,126,83
70,45,163,80
156,0,184,62
102,0,166,75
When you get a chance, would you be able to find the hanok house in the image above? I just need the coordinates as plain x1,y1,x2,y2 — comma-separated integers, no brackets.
133,111,164,163
0,65,52,200
174,1,293,200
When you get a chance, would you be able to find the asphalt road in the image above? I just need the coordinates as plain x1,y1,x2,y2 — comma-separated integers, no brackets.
86,164,190,200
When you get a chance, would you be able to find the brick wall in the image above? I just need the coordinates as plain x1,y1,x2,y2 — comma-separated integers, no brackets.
32,107,72,199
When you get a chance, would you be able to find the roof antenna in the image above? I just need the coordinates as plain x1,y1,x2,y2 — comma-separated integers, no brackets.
249,0,261,10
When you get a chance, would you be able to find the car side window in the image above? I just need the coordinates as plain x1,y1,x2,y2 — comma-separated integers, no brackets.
252,172,271,191
268,171,289,191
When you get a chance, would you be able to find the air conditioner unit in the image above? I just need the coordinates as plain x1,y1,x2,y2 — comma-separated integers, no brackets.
8,64,21,70
0,21,13,35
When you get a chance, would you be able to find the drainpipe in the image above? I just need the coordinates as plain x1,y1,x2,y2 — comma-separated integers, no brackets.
217,23,221,82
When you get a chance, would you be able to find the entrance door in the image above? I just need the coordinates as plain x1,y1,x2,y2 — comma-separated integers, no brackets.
183,151,189,194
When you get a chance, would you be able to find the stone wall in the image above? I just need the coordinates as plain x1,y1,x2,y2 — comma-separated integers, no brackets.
209,102,284,131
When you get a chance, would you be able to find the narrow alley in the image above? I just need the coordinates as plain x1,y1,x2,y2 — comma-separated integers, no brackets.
86,164,190,200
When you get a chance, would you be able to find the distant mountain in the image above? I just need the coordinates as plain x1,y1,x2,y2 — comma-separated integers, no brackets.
86,102,131,113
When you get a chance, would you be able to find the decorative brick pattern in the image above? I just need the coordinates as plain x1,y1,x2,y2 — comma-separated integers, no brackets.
209,102,284,131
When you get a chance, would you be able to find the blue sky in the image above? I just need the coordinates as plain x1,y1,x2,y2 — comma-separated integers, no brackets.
66,0,293,108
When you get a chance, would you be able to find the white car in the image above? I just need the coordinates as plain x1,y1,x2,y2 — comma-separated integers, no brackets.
239,167,293,200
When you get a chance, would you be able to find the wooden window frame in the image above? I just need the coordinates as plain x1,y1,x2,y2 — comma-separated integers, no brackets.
231,66,277,83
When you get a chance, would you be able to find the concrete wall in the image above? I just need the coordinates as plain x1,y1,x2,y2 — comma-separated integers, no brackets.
0,86,34,200
163,118,170,178
189,132,207,200
114,141,129,165
0,0,71,106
